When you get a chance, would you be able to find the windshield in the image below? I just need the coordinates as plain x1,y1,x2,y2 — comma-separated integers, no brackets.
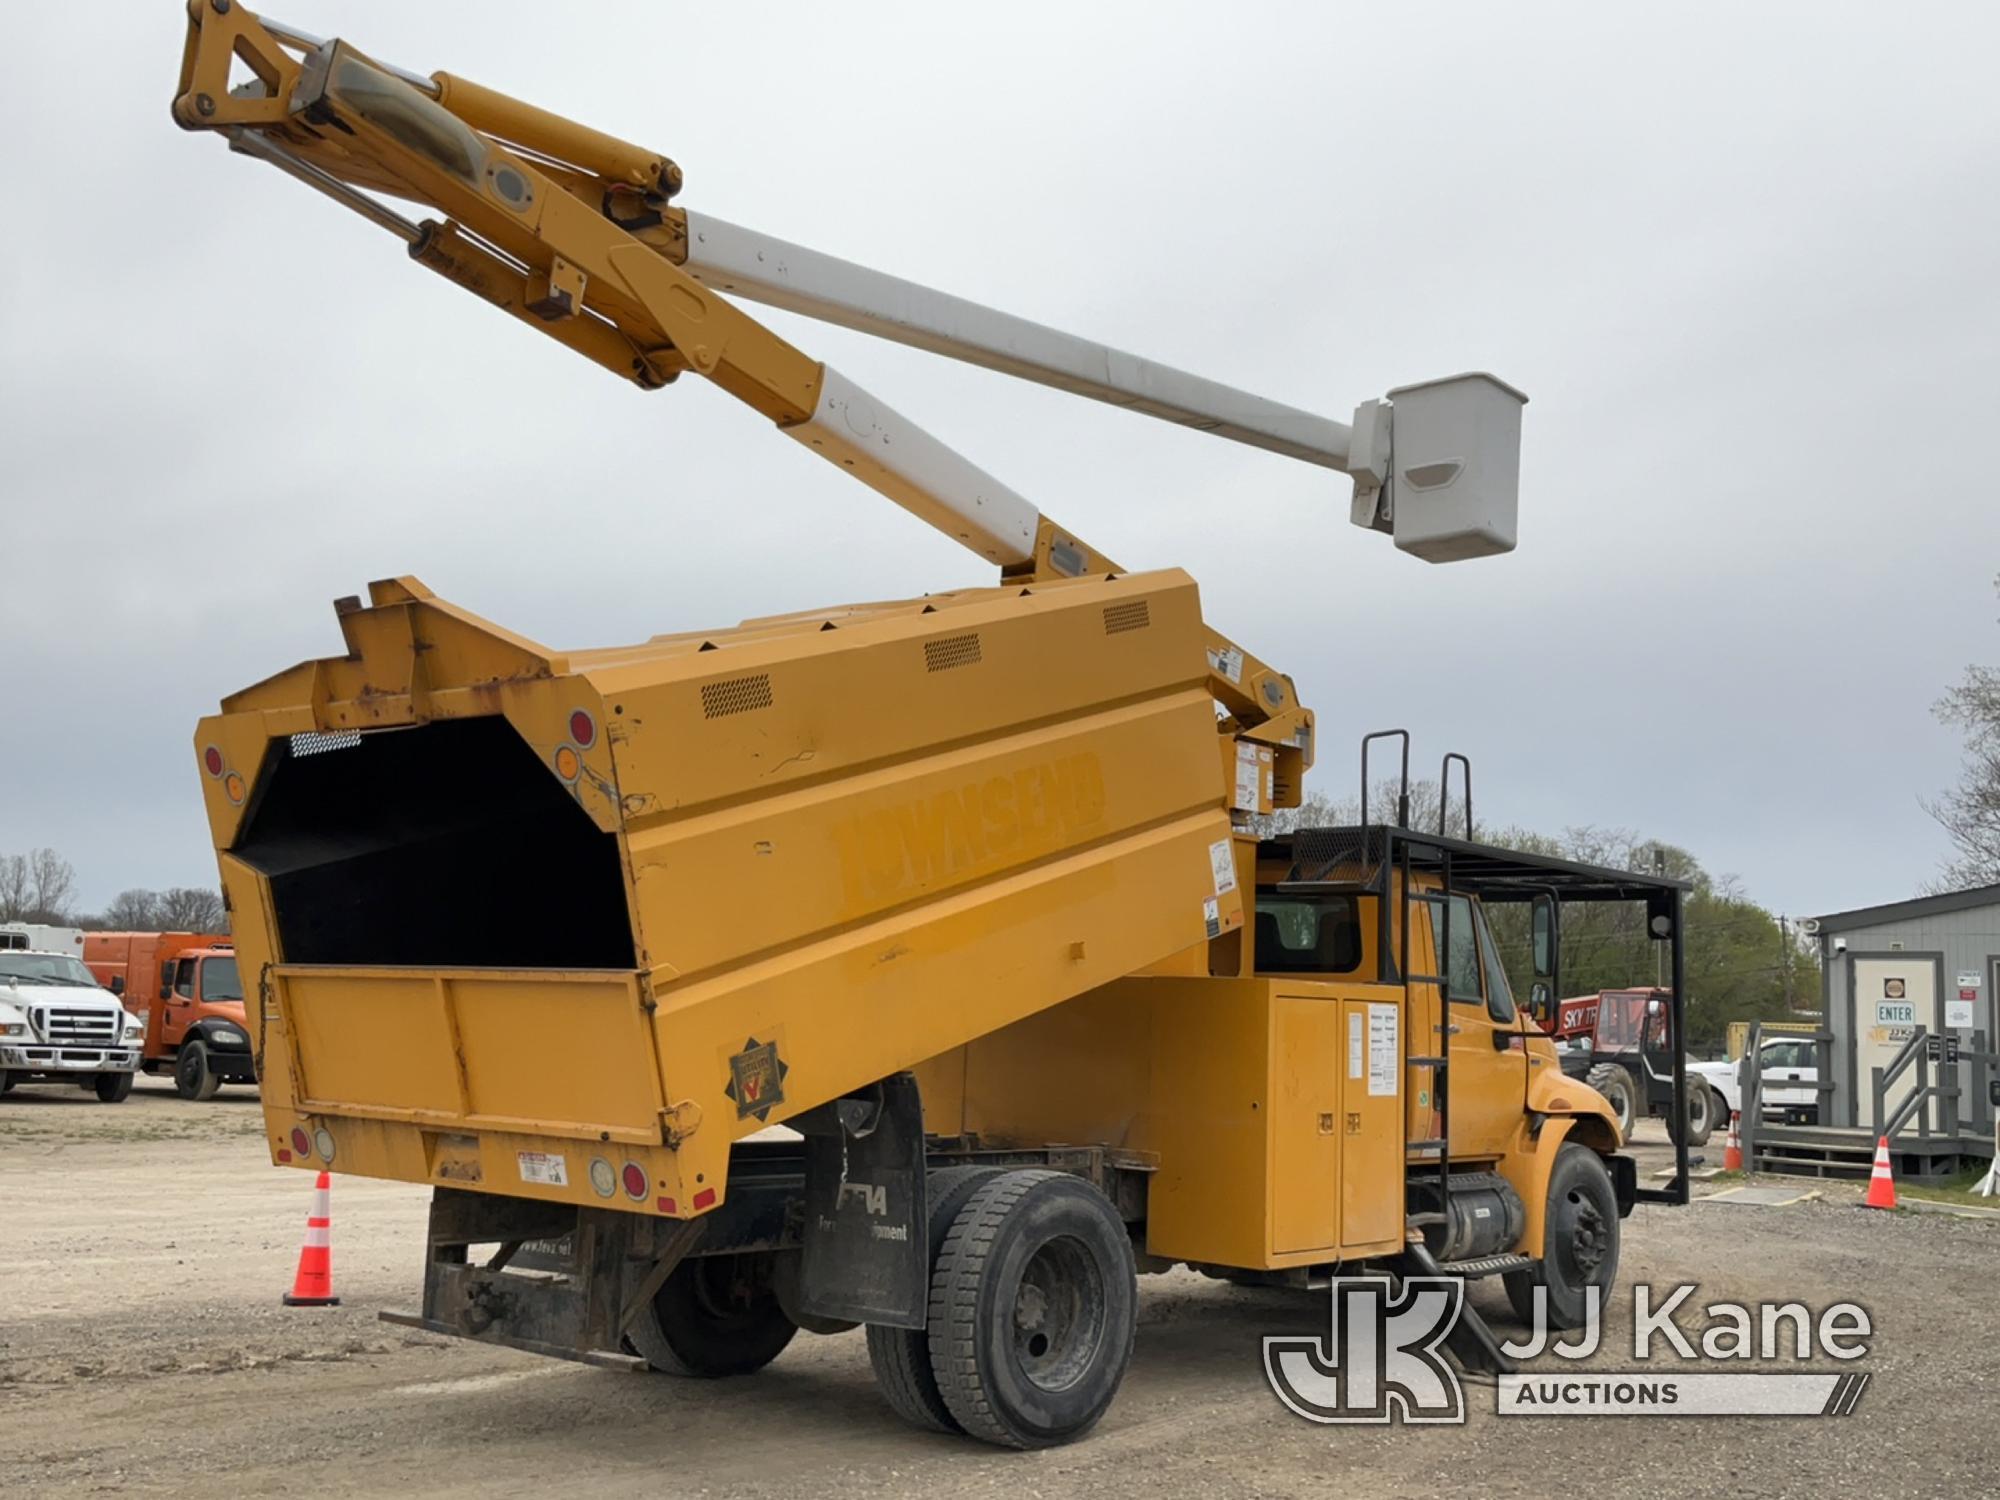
0,952,99,987
202,955,244,1003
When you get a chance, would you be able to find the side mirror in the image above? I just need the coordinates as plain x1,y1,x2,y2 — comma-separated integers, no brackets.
1529,893,1559,1020
1647,998,1664,1017
159,984,171,1001
109,975,124,995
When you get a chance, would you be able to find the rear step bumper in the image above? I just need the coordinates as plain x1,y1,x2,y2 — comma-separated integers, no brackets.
376,1308,649,1372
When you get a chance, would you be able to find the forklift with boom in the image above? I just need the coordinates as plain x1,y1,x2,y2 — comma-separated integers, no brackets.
1540,987,1716,1146
172,5,1691,1449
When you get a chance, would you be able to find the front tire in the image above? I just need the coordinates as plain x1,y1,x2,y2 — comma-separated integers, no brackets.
1504,1143,1620,1330
927,1169,1137,1449
627,1251,797,1377
0,1070,14,1094
175,1042,223,1102
1671,1077,1714,1147
93,1071,134,1103
1586,1063,1638,1139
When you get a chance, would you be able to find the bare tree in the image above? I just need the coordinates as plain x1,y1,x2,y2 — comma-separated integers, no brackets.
0,848,78,923
0,854,27,922
102,889,166,930
27,848,78,921
1925,586,2000,890
156,887,228,933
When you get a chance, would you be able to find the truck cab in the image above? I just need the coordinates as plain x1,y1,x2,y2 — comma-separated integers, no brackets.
0,949,144,1102
82,932,251,1101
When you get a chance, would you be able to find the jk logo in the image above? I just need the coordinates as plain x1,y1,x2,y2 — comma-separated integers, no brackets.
1264,1276,1466,1425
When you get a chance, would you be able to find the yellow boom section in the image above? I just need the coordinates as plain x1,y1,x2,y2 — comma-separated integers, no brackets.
171,3,1314,793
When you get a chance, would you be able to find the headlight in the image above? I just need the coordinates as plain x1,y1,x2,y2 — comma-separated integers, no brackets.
209,1028,245,1047
123,1021,145,1040
0,1022,25,1037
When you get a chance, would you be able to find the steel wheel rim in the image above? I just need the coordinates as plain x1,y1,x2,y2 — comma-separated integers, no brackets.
1010,1236,1104,1393
1555,1188,1610,1283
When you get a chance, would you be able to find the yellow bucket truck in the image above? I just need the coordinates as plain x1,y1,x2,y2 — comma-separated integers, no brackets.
175,5,1690,1448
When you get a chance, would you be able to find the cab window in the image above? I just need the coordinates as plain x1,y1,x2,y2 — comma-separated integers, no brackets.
1436,895,1482,1002
1254,893,1361,974
1474,905,1517,1023
201,956,244,1003
174,958,196,998
1762,1040,1805,1071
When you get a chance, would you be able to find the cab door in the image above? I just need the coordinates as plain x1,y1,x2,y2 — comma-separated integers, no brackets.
165,957,198,1048
1428,894,1531,1157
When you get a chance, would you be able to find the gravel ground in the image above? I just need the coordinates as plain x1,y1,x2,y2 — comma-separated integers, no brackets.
2,1081,1992,1498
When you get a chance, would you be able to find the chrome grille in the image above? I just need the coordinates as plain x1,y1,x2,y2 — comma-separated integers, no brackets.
37,1006,118,1045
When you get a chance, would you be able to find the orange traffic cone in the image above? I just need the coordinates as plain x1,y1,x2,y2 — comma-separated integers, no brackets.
1862,1137,1898,1211
283,1170,342,1306
1722,1111,1743,1171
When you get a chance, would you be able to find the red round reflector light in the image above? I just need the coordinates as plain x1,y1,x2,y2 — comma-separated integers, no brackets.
569,709,596,748
203,746,224,777
290,1127,311,1157
621,1162,647,1199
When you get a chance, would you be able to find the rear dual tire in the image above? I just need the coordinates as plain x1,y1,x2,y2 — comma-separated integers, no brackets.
866,1165,1006,1433
922,1169,1137,1449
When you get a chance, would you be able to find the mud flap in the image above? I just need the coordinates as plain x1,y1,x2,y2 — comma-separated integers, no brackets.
1607,1151,1638,1218
794,1072,928,1329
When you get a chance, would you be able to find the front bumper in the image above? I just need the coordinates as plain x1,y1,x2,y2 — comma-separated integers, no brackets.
2,1044,140,1075
207,1046,258,1082
2,1048,140,1080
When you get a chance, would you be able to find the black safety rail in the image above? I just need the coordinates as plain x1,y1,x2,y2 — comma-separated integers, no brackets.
1271,731,1695,1210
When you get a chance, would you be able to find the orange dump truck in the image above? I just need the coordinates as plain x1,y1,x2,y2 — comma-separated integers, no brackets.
82,932,251,1099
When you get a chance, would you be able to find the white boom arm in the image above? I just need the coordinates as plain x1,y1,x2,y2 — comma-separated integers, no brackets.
683,213,1355,471
216,15,1526,569
682,213,1525,566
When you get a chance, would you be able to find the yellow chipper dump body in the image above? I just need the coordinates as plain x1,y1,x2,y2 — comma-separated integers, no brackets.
201,571,1240,1217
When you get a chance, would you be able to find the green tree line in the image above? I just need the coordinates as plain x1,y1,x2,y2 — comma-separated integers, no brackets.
1265,784,1816,1054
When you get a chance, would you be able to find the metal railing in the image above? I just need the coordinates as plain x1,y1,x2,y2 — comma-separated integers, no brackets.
1872,1027,1993,1142
1736,1021,1997,1169
1736,1021,1837,1169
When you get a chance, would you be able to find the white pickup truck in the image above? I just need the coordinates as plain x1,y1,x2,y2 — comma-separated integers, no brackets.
1690,1035,1821,1127
0,949,145,1102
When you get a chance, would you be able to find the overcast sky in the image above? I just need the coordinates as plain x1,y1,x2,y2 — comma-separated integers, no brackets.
3,2,1996,920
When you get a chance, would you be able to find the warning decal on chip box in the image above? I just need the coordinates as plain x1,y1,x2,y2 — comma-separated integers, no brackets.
1224,748,1256,816
1367,1003,1399,1097
1209,838,1238,896
517,1151,569,1187
1203,896,1222,939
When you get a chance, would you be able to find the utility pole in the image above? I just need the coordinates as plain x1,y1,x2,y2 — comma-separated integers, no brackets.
1779,915,1795,1011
